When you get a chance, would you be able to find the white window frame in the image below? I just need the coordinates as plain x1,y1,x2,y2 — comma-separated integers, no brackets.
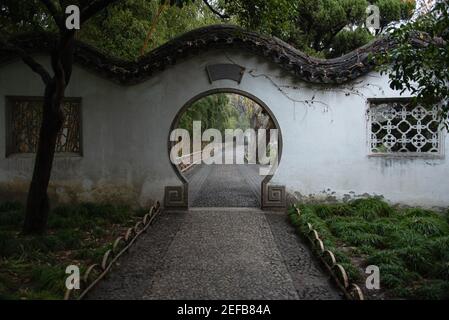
366,97,445,159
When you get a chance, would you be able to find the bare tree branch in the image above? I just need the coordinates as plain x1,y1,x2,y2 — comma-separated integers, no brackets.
202,0,229,19
0,37,51,85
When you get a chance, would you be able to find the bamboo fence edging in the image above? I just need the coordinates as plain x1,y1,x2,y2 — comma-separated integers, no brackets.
63,201,162,300
292,204,365,301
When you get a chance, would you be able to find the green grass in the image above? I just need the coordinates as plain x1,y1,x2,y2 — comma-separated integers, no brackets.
288,198,449,300
0,201,143,300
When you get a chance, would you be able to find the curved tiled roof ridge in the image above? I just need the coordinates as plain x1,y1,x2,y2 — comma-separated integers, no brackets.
0,24,396,85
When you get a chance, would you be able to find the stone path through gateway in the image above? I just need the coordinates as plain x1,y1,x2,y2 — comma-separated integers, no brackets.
87,207,342,300
87,162,341,299
185,164,263,207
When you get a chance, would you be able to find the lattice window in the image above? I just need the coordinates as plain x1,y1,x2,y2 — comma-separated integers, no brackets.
6,97,82,156
368,99,442,156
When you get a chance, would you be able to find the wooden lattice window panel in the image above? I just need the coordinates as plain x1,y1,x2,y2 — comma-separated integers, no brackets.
6,97,82,156
367,98,443,157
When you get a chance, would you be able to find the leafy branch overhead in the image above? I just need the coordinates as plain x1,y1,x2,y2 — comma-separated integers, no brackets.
219,0,415,58
379,0,449,127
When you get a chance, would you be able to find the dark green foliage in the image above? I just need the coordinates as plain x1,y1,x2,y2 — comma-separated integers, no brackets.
48,203,132,230
378,263,420,289
79,0,221,60
288,206,362,282
178,93,242,136
379,0,449,128
0,231,22,257
330,28,374,57
3,0,416,60
366,250,403,266
0,0,55,34
401,216,449,237
72,244,111,261
427,236,449,261
0,201,23,212
340,262,362,282
221,0,414,57
30,265,66,294
350,198,394,220
290,197,449,299
313,203,354,219
0,209,25,227
0,202,140,299
411,280,449,300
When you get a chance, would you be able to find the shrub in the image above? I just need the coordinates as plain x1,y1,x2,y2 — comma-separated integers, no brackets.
0,201,137,299
401,216,449,237
0,202,24,227
313,203,354,219
412,280,449,300
402,208,440,218
0,231,21,257
372,219,401,236
30,265,66,294
379,263,420,289
0,202,23,213
427,236,449,260
350,198,394,220
387,229,426,249
290,199,449,300
54,229,82,249
327,217,372,235
366,250,404,266
396,246,434,275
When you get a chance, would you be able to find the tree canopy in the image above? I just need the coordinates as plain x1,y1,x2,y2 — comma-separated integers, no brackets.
79,0,221,60
179,94,241,136
219,0,415,57
379,0,449,127
2,0,417,60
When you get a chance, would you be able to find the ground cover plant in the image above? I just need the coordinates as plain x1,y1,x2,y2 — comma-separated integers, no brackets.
289,198,449,300
0,201,146,299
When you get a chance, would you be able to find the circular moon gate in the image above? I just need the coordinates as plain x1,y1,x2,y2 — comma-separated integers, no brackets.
165,88,286,209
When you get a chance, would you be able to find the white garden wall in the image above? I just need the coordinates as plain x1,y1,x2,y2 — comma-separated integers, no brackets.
0,49,447,208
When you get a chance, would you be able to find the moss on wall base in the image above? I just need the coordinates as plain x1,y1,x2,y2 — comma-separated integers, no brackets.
0,180,150,209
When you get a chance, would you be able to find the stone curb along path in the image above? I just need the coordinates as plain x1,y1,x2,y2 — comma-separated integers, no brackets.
292,205,364,300
85,207,343,300
65,202,162,300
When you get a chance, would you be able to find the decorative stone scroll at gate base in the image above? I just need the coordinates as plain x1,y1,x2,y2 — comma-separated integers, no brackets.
262,184,286,210
164,185,188,209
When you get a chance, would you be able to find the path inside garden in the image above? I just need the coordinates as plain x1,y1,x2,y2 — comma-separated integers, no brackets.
87,163,341,300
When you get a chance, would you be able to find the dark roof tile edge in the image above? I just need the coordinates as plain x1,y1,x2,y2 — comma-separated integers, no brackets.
0,24,395,85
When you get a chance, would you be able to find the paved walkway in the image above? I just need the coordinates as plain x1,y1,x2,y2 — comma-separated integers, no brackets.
185,164,263,207
87,164,341,300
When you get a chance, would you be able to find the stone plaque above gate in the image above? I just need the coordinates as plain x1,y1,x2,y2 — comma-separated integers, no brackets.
206,64,245,84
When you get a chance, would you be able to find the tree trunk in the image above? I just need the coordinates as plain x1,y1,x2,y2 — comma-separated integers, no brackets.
21,31,74,235
22,82,64,235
